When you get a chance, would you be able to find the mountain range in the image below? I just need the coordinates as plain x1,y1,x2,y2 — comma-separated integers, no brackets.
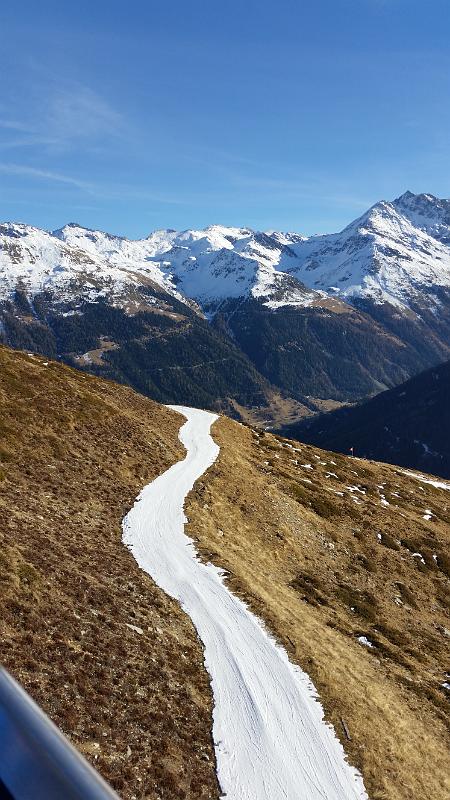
1,191,450,425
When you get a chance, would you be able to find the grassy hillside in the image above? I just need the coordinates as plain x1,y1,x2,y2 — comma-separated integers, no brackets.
1,343,448,799
186,418,450,800
280,359,450,478
0,346,219,799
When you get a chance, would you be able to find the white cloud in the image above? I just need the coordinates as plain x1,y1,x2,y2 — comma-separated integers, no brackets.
47,85,125,141
0,163,93,191
0,83,127,154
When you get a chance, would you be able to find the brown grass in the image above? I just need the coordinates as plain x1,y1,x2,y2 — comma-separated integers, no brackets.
185,417,450,800
0,346,219,800
2,342,449,799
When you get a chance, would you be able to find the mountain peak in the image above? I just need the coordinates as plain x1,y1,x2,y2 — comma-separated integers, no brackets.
392,190,450,244
53,222,96,236
395,189,416,202
53,223,127,244
395,189,440,204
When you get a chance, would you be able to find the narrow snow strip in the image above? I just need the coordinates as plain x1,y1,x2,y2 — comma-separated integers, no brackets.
122,406,368,800
401,470,450,491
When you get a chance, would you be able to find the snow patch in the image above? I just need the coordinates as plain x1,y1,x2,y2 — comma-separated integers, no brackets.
401,471,450,491
357,636,375,649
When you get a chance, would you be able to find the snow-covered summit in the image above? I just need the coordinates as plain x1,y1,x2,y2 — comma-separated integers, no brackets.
1,192,450,314
141,225,317,310
392,191,450,245
0,222,184,310
286,197,450,307
54,223,319,310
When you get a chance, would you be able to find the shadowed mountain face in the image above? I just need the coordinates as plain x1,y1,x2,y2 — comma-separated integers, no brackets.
279,360,450,478
211,297,440,403
1,191,450,423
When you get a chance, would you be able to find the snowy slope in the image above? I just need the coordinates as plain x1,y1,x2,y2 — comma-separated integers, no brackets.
286,197,450,308
0,222,320,312
2,191,450,314
0,222,106,302
57,223,318,311
123,407,368,800
0,222,186,310
53,223,178,291
392,191,450,245
150,226,314,309
48,192,450,312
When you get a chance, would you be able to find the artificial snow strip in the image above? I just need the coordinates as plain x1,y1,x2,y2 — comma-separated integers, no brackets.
122,406,368,800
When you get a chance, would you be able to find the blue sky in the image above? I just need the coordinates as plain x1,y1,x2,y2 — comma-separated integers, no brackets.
1,0,449,237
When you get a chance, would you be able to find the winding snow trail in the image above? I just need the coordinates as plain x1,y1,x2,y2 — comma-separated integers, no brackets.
122,406,368,800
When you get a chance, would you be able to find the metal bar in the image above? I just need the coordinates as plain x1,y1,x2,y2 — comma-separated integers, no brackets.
0,668,120,800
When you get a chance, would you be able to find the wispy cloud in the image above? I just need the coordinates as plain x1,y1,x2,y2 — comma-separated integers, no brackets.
0,134,61,152
0,119,34,133
0,163,93,191
46,85,126,142
0,83,128,155
0,162,199,205
220,171,372,210
180,147,373,211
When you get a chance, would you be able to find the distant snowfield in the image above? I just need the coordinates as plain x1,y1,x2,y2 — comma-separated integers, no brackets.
122,407,368,800
401,470,450,491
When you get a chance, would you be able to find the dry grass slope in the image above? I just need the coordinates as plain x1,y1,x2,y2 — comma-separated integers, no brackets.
186,417,450,800
1,342,449,800
0,346,219,800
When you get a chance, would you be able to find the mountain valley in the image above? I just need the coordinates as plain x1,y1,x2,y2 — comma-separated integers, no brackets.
280,358,450,478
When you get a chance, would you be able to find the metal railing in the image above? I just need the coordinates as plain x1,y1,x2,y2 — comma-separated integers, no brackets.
0,668,120,799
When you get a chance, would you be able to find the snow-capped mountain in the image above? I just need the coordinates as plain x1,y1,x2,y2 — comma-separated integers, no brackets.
55,223,319,312
0,222,190,314
392,190,450,245
0,221,320,314
2,191,450,316
285,193,450,308
1,191,450,424
145,226,314,310
54,192,450,314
